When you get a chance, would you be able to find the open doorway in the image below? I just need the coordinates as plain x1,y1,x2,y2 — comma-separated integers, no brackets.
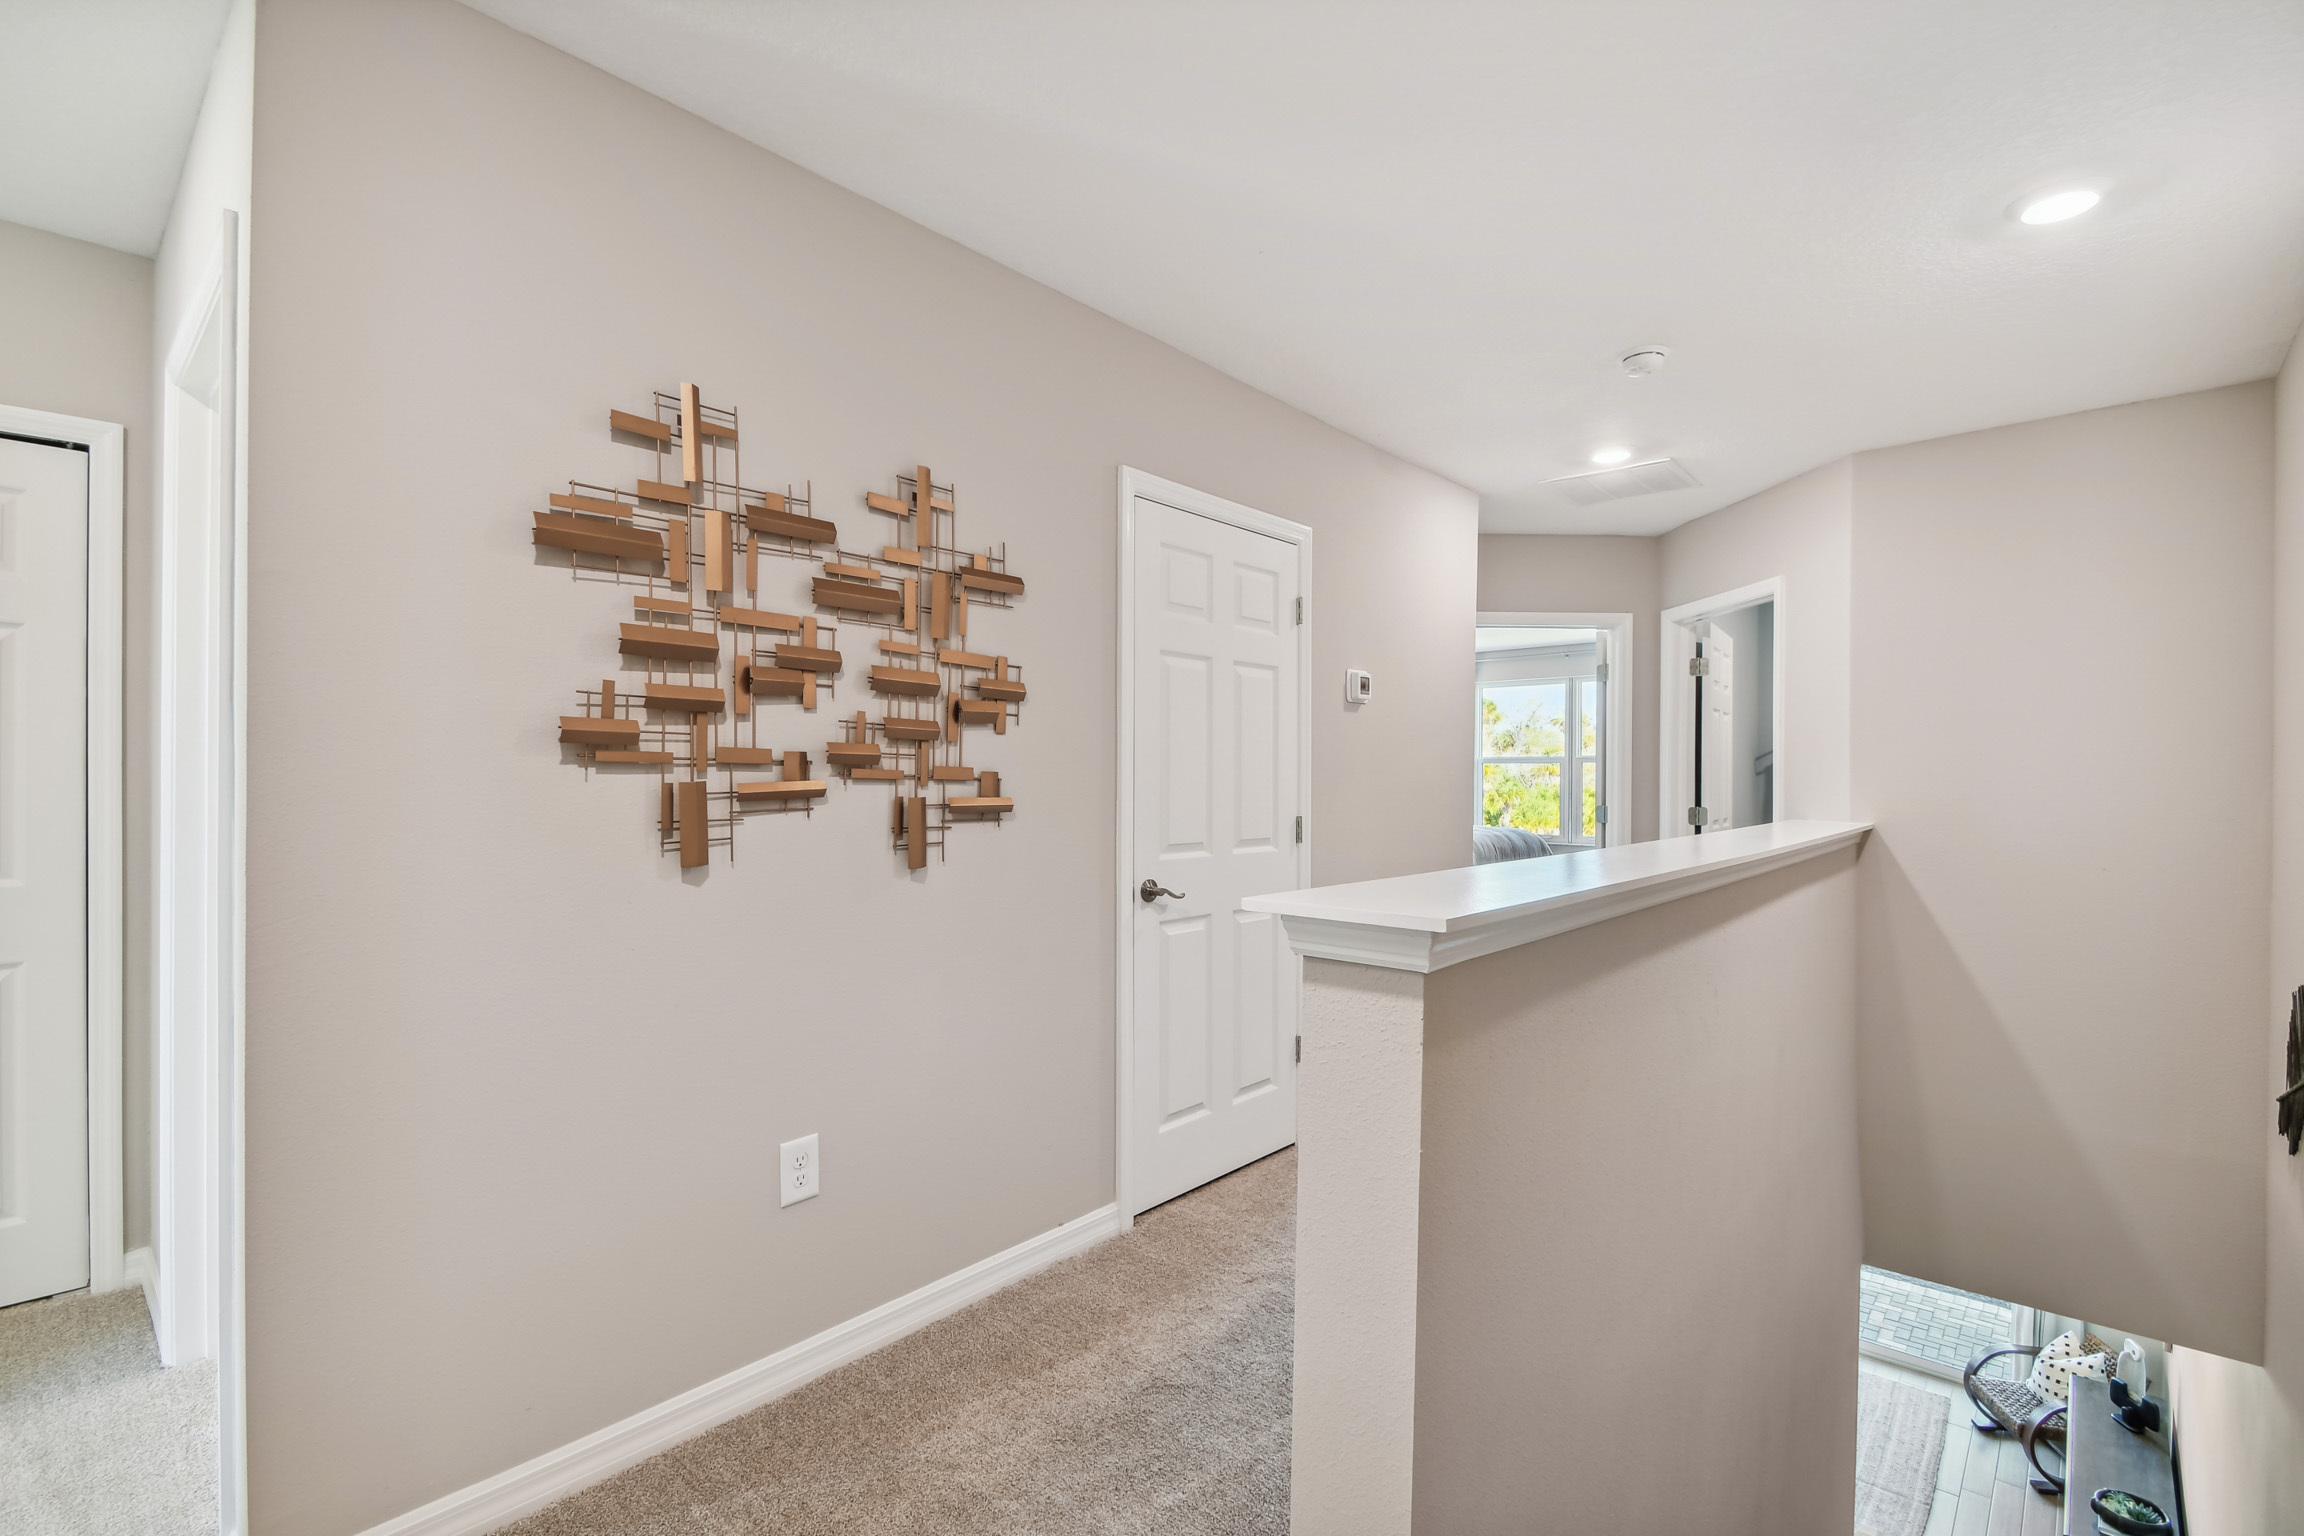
1660,580,1779,837
1474,612,1633,860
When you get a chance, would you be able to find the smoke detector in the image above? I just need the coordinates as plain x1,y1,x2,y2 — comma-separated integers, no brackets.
1620,348,1670,378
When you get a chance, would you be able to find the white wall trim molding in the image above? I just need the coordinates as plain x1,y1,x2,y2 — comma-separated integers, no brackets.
124,1244,159,1322
354,1203,1124,1536
153,220,239,1373
1658,576,1786,839
1114,466,1314,1227
0,401,126,1298
1476,610,1634,849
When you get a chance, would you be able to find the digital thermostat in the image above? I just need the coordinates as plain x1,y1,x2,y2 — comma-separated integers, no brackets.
1345,669,1372,704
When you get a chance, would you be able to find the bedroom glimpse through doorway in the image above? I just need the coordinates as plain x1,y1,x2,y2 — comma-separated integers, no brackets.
1473,612,1633,863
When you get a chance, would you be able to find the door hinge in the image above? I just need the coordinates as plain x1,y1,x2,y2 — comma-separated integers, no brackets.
1595,662,1609,682
1295,1035,1302,1064
1688,805,1706,826
1689,656,1709,676
1295,814,1304,844
1596,804,1609,825
1295,596,1303,625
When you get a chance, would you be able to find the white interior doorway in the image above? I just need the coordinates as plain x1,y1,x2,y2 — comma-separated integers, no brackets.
0,434,95,1307
1660,578,1782,838
1474,612,1633,853
0,404,124,1312
1115,468,1310,1222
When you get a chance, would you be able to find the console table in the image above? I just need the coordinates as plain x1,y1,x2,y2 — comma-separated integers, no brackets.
2065,1375,2182,1535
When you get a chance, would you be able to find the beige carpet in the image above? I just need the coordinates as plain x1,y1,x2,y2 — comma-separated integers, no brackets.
505,1148,1296,1536
0,1285,218,1535
1855,1371,1949,1536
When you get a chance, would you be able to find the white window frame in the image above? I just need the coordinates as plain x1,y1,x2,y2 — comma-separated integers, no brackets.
1476,611,1632,848
1476,658,1600,847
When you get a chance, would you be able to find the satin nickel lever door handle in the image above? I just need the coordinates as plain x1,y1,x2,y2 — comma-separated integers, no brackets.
1139,879,1186,903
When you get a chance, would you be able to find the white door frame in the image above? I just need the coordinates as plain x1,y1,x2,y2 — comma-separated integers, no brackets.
0,403,125,1298
1476,610,1633,849
1659,576,1784,838
1114,467,1312,1229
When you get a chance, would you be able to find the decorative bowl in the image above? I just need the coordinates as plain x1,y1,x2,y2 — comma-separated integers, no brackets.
2090,1488,2170,1534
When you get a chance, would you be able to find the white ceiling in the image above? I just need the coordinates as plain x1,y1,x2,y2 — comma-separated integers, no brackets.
0,1,234,256
457,0,2304,533
14,3,2298,526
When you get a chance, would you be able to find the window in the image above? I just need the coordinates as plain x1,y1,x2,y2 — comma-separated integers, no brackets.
1476,640,1602,842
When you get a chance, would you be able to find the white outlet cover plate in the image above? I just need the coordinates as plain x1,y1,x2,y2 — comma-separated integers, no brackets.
780,1132,819,1207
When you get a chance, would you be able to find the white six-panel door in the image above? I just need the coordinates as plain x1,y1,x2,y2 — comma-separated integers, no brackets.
0,436,92,1306
1129,492,1302,1214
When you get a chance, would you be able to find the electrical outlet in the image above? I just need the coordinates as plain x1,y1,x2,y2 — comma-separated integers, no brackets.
779,1133,819,1207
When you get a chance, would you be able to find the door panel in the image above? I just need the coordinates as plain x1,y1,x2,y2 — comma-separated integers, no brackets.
0,437,91,1306
1158,914,1211,1123
1234,663,1278,848
1159,652,1211,853
1131,496,1300,1213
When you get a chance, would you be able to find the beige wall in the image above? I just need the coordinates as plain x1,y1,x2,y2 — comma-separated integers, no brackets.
1850,385,2273,1361
0,217,155,1249
244,3,1476,1530
1662,457,1853,822
1475,533,1662,842
2168,334,2304,1536
1413,853,1861,1534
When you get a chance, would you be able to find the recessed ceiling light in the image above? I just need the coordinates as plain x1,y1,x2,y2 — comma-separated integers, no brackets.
2017,187,2101,225
1590,446,1633,466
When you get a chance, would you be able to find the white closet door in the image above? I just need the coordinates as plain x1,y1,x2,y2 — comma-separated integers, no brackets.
0,436,91,1306
1129,497,1300,1213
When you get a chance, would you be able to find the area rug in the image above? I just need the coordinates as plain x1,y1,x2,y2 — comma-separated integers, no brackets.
1855,1372,1949,1536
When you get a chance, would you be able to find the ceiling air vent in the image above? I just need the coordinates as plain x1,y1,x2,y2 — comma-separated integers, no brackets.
1544,457,1700,507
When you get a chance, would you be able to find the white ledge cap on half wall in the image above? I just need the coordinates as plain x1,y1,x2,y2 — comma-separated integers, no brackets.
1241,819,1871,973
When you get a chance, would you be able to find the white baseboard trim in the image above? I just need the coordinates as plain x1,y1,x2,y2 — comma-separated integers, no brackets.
357,1202,1124,1536
123,1245,158,1320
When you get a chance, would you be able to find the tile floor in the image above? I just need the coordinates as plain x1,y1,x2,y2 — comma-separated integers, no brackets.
1860,1358,2064,1536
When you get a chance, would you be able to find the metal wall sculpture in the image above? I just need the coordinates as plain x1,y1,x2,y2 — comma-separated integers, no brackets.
532,383,1025,870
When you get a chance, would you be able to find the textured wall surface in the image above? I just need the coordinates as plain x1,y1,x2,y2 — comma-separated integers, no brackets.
1414,853,1862,1535
244,2,1475,1529
1291,960,1428,1536
1851,385,2273,1360
2165,336,2304,1536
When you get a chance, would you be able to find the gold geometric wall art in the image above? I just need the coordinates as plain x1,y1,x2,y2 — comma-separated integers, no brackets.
532,384,1025,872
